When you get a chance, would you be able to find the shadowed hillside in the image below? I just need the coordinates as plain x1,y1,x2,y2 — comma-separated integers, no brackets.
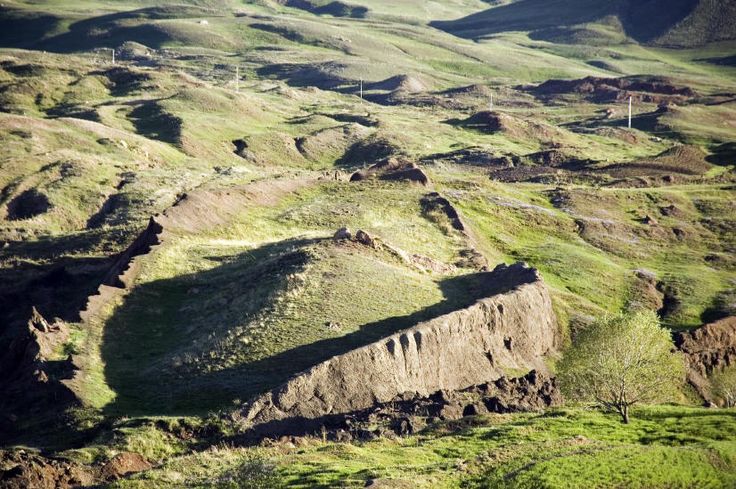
432,0,736,47
0,0,734,487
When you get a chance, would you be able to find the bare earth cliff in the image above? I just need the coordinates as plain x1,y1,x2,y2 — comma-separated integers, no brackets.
236,262,560,435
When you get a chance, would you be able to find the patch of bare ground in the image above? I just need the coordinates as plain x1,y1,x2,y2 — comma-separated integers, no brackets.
676,316,736,404
529,75,697,105
350,157,430,185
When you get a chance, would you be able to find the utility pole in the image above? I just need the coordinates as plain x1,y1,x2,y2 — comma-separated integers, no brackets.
359,78,363,101
111,48,115,65
628,96,632,129
489,92,493,111
235,66,239,93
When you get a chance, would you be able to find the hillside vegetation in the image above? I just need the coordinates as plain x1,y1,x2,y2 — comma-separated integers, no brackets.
0,0,734,487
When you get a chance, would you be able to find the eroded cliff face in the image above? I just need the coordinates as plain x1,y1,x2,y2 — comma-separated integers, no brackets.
236,263,560,435
675,316,736,402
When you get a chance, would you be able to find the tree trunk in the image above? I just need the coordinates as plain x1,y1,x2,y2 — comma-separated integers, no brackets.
622,405,630,424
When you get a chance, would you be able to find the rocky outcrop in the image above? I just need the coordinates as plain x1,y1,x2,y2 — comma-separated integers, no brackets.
235,263,559,437
249,370,560,442
675,316,736,402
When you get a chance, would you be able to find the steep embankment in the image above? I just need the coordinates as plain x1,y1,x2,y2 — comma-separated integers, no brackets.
236,262,559,436
676,316,736,403
0,175,316,436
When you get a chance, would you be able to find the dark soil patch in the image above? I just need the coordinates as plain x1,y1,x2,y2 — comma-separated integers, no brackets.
0,449,95,489
421,147,513,168
99,452,152,481
530,75,696,104
350,157,429,185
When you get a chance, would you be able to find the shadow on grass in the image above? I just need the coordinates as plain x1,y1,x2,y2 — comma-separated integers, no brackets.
101,237,532,417
0,6,205,52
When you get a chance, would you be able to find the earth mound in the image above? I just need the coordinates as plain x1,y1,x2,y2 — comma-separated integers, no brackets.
422,147,514,168
338,136,402,167
235,262,559,437
530,75,696,104
244,370,561,441
350,157,430,185
368,75,431,93
600,145,712,178
295,123,372,162
675,316,736,404
449,111,566,144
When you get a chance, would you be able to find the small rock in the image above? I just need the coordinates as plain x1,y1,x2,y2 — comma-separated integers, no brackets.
334,227,352,240
355,229,375,247
326,321,342,331
641,215,658,225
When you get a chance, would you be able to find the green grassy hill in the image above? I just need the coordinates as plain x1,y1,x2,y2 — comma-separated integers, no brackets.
0,0,735,487
432,0,736,47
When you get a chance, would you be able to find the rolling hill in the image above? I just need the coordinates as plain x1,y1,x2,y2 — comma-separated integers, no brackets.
0,0,735,487
432,0,736,47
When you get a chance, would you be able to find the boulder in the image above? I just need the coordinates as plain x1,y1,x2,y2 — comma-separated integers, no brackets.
333,227,352,240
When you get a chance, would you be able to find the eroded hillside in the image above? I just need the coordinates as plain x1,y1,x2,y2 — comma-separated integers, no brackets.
0,0,735,487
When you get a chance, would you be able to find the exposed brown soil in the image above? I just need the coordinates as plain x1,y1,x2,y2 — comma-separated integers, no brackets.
99,452,152,481
675,316,736,404
421,147,514,168
350,157,429,185
0,450,94,489
0,449,152,488
236,263,559,438
244,370,561,442
530,76,696,104
627,269,665,312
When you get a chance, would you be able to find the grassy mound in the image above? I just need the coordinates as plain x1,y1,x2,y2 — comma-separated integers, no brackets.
97,234,477,415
